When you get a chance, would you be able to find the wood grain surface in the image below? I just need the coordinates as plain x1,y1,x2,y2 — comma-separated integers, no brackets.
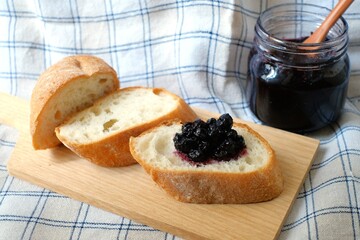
1,92,319,240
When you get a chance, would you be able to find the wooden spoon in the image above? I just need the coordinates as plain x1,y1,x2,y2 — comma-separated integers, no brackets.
303,0,353,44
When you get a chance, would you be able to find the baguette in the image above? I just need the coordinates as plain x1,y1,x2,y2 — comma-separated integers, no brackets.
129,119,284,204
30,55,119,149
55,87,198,167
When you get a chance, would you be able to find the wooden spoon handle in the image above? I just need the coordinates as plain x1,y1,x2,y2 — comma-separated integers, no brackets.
304,0,353,44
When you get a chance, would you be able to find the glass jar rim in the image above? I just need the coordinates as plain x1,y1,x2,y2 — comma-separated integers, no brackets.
256,3,349,51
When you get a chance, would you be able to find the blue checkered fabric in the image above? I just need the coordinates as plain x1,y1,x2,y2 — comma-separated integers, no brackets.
1,0,359,239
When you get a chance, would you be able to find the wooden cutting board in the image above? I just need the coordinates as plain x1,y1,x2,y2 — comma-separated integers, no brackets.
1,92,319,240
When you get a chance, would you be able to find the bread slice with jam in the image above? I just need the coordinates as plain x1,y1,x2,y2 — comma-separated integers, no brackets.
129,117,284,204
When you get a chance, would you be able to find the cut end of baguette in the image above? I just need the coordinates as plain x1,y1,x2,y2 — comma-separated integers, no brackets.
30,55,119,150
129,120,284,204
55,87,198,167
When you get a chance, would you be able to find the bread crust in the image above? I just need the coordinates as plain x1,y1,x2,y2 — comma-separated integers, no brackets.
30,55,119,150
129,120,284,204
55,87,198,167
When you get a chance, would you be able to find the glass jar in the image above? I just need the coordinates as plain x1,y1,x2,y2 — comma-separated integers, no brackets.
246,4,350,133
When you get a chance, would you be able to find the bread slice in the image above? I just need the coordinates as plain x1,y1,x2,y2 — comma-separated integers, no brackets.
30,55,119,150
129,120,284,204
55,87,198,167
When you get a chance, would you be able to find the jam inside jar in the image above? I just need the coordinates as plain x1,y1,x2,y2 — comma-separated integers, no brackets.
246,4,350,133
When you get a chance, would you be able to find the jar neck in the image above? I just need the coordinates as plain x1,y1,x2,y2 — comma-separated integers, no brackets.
254,4,349,67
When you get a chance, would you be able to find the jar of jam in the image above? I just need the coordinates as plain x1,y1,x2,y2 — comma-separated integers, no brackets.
246,4,350,133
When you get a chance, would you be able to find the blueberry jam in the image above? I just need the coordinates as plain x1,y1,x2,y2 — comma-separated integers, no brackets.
173,114,246,164
247,37,350,132
246,3,351,133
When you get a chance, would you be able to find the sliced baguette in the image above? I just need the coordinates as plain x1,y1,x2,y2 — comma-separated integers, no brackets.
55,87,198,167
30,55,119,150
129,120,284,204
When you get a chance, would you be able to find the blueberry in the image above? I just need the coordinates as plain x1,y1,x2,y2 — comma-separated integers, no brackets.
216,114,233,130
194,126,208,139
236,135,246,149
199,141,210,152
206,118,217,127
181,122,195,137
188,149,207,162
226,129,238,139
212,139,232,160
193,119,206,129
173,133,196,154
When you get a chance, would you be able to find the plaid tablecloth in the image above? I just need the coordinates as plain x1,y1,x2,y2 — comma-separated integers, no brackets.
1,0,359,239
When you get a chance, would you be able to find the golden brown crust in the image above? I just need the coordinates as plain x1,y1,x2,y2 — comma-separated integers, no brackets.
129,121,284,204
30,55,119,150
55,87,198,167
